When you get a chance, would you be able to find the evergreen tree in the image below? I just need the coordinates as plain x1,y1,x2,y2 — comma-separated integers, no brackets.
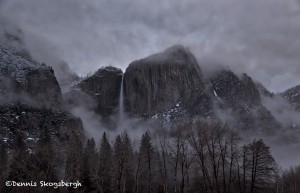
97,132,113,193
112,132,134,193
28,128,58,193
122,132,134,193
35,127,57,182
65,133,83,192
138,132,154,193
113,135,124,193
80,138,97,192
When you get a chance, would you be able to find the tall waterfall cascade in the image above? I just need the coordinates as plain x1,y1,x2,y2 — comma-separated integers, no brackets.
118,74,125,129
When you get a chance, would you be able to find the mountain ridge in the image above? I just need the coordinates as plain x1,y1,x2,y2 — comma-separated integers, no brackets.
1,44,299,134
66,45,299,133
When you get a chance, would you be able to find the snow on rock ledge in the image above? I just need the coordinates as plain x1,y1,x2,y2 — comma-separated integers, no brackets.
0,46,62,106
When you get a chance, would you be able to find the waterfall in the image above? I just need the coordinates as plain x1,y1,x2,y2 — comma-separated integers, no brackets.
118,74,125,129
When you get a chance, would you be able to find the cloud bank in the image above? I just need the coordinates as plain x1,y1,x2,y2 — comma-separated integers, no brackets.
0,0,300,92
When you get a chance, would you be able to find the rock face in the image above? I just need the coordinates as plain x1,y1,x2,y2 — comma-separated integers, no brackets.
282,85,300,111
74,66,123,116
61,45,284,132
0,46,84,151
0,20,28,57
0,47,62,106
124,45,212,117
0,42,296,135
0,103,84,149
255,82,274,98
1,20,80,94
210,70,261,107
209,70,280,131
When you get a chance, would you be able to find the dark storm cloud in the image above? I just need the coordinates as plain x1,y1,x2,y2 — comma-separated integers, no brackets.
0,0,300,92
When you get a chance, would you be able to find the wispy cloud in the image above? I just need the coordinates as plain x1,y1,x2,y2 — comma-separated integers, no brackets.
0,0,300,92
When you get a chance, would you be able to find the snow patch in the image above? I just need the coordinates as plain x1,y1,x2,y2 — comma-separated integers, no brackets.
0,46,50,86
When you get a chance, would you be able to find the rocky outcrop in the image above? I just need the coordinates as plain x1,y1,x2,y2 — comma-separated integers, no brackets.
1,20,79,93
0,103,84,149
0,47,62,106
0,40,295,135
124,45,212,117
210,70,261,107
282,85,300,111
61,45,283,132
73,66,123,116
209,70,280,131
255,82,274,98
0,46,83,149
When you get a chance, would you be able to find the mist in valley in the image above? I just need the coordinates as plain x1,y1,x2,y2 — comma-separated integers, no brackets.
1,0,299,167
1,0,300,192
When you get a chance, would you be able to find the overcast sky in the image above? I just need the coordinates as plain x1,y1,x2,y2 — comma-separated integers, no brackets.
0,0,300,92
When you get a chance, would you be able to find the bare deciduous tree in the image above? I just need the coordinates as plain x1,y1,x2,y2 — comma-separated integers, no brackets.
239,139,278,193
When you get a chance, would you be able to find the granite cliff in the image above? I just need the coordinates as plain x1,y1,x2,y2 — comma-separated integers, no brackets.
67,45,288,132
67,66,123,117
123,45,212,117
0,47,62,106
282,85,300,111
0,46,84,150
209,70,280,131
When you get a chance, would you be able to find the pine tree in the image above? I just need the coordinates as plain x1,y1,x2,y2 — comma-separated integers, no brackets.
97,132,113,193
65,133,83,191
35,128,57,182
80,138,97,192
138,132,154,193
112,132,134,193
122,132,134,193
113,135,123,193
28,128,58,193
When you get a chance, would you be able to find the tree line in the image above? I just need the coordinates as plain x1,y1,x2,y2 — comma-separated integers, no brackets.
0,121,298,193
